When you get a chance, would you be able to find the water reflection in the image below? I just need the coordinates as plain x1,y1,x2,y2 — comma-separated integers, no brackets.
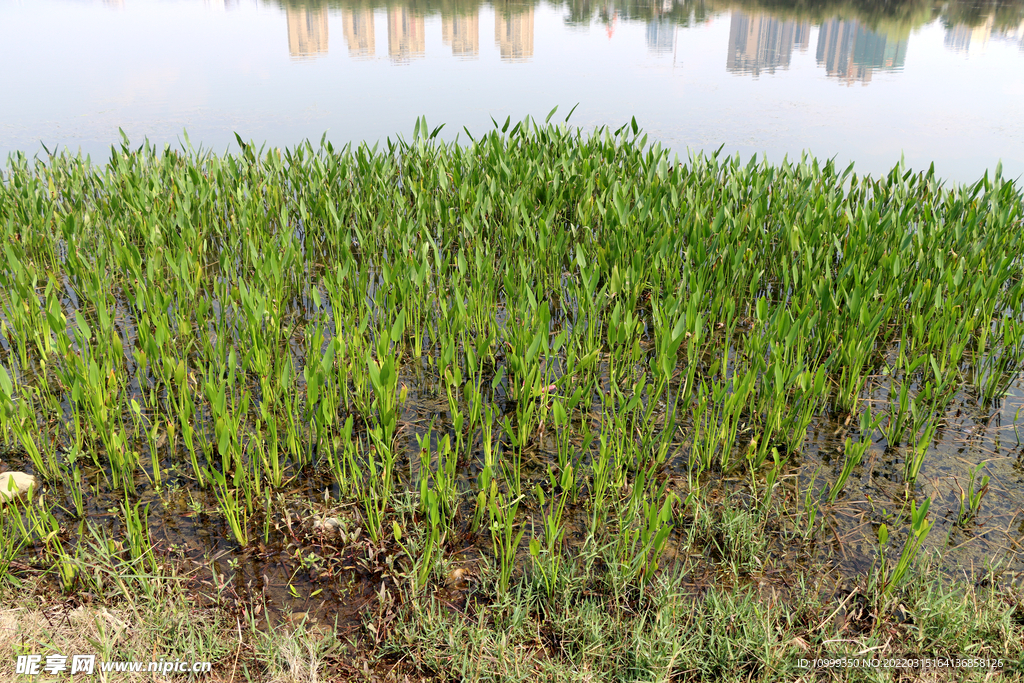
999,18,1024,48
946,14,991,52
942,0,1024,50
343,8,375,57
726,12,810,75
388,6,426,61
287,5,330,58
562,0,707,31
257,0,1024,77
204,0,252,8
816,19,907,83
443,11,480,57
495,3,535,61
646,18,674,54
941,12,1024,53
3,0,1024,181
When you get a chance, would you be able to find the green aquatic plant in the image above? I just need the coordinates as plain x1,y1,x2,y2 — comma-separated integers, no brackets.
0,116,1022,632
876,497,934,598
206,467,249,547
827,408,879,504
529,465,573,599
956,463,990,527
487,483,525,595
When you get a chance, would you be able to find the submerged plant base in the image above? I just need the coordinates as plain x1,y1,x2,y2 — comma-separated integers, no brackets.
1,116,1023,679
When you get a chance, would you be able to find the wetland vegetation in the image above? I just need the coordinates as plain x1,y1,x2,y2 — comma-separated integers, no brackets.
1,116,1024,680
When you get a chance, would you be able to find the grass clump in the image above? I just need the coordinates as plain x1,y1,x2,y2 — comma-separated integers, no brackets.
1,114,1023,679
382,553,1022,682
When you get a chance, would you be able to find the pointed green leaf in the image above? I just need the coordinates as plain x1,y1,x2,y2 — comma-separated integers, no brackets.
390,309,407,343
0,364,11,399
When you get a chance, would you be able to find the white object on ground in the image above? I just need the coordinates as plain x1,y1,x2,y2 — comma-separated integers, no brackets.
0,471,36,501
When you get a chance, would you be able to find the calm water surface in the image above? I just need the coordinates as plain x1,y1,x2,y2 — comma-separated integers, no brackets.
1,0,1023,182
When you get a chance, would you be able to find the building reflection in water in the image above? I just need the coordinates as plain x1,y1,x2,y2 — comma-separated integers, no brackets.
388,7,426,62
443,12,480,57
816,19,907,84
1002,18,1024,49
343,8,375,58
945,14,994,53
644,0,676,54
646,19,675,54
726,11,810,75
495,5,535,62
287,5,329,58
1005,19,1024,49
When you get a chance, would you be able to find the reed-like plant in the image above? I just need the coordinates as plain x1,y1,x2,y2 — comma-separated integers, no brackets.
486,481,525,595
529,466,572,598
876,497,934,597
828,409,879,503
206,467,249,547
956,463,990,527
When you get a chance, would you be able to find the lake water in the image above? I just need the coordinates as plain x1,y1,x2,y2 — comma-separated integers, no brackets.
1,0,1023,183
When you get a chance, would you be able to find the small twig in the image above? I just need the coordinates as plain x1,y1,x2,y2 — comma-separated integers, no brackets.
814,590,856,632
228,616,242,682
830,521,847,561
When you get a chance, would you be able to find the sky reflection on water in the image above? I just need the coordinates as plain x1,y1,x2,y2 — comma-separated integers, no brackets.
1,0,1022,182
